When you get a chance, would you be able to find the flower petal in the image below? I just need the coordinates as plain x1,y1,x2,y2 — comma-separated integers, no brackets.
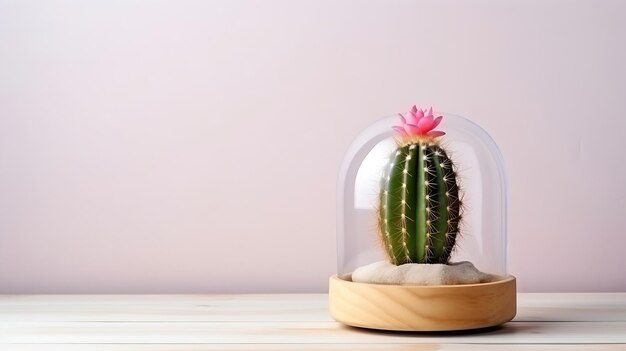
393,126,408,137
415,109,424,120
397,113,407,125
395,106,445,138
404,123,421,136
426,130,446,138
405,111,418,125
417,115,434,133
409,108,424,125
431,116,443,129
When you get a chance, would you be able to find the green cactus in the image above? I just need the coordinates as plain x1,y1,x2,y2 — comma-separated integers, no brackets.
378,107,462,265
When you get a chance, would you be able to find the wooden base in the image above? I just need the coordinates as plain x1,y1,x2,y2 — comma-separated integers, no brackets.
329,274,516,331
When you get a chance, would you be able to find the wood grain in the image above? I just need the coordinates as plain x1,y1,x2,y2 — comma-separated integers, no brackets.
2,293,625,322
2,345,626,351
329,275,516,331
1,293,625,350
3,321,626,343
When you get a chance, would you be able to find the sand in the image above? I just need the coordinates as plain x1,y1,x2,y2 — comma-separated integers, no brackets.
351,260,497,286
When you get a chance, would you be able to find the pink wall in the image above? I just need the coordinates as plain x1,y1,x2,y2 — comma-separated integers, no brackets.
1,0,625,293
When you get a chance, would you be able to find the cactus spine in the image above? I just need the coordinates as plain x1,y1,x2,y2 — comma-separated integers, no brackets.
378,107,461,265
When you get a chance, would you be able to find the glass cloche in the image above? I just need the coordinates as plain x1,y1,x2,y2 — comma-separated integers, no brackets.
329,106,516,332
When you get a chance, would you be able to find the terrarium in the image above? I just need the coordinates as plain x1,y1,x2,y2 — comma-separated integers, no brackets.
329,106,516,331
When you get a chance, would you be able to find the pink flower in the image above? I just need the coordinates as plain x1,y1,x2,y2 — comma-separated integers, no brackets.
393,105,445,142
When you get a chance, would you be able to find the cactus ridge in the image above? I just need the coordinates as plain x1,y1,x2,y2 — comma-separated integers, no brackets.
377,141,462,265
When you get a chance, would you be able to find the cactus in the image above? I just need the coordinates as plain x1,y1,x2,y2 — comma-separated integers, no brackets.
378,106,462,265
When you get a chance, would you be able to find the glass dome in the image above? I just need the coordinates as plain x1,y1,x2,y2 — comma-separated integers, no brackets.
337,113,508,278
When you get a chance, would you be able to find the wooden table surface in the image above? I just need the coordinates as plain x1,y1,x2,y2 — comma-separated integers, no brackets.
1,293,625,350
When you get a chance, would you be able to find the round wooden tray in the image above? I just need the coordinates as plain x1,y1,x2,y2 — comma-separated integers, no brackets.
329,274,516,331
